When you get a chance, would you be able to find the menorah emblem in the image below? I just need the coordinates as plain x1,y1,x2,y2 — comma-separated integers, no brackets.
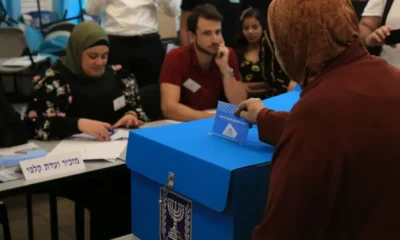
167,198,185,240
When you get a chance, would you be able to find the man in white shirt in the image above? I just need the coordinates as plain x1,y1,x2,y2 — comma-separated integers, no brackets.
359,0,400,69
85,0,180,88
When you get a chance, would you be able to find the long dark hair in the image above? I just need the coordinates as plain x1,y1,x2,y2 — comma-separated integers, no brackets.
235,7,266,56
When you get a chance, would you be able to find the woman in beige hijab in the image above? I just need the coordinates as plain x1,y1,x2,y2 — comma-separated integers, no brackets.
25,21,148,141
235,0,400,239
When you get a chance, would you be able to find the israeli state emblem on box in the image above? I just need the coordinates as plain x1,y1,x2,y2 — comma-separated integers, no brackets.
160,188,193,240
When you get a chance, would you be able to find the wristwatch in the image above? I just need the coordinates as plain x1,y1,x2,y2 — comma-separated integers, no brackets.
221,68,234,78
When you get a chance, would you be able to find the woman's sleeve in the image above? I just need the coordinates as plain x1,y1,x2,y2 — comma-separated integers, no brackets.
25,70,80,140
117,69,150,122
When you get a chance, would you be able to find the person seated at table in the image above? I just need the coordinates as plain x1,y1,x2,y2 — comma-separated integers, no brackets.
235,0,400,238
25,21,148,141
159,4,247,122
235,7,296,98
0,90,28,147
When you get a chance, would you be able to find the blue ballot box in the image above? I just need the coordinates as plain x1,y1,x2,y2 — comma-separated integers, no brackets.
294,83,302,92
126,91,300,240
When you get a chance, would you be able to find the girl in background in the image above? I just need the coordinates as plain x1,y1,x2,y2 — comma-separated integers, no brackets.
235,7,296,99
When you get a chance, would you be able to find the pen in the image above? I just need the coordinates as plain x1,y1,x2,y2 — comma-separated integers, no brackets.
109,129,115,136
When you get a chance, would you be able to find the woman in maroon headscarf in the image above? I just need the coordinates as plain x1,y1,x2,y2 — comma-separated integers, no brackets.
235,0,400,239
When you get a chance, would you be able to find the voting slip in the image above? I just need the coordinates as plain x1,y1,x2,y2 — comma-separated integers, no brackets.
211,101,251,143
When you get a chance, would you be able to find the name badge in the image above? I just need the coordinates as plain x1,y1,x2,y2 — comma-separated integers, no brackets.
211,101,251,143
113,95,126,111
20,151,86,181
183,79,201,93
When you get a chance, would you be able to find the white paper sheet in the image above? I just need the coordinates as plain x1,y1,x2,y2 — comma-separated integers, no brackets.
68,129,131,141
109,129,130,140
49,140,127,161
0,167,23,182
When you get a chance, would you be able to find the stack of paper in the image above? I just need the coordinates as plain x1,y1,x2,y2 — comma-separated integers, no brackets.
0,167,24,183
0,142,48,168
0,142,47,182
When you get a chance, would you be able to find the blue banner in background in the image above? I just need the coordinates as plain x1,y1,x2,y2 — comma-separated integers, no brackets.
53,0,82,24
212,101,251,144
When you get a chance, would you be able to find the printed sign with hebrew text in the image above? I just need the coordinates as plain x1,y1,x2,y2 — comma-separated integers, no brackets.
20,151,85,181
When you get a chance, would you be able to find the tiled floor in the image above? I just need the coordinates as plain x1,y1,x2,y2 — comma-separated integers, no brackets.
3,194,90,240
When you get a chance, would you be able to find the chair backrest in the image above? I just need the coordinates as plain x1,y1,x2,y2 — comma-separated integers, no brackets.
139,83,161,121
0,28,28,58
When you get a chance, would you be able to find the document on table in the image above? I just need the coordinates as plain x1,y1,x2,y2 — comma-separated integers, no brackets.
0,142,46,183
68,129,130,141
49,140,127,161
0,142,47,168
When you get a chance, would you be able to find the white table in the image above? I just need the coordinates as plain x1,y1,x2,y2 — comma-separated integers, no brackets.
0,120,177,197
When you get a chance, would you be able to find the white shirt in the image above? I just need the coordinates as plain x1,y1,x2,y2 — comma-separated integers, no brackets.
175,0,182,31
85,0,180,36
363,0,400,69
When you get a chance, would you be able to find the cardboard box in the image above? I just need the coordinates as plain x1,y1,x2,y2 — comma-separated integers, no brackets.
126,91,300,240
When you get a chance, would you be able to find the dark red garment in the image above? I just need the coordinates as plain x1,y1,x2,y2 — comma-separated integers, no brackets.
159,44,241,111
253,41,400,239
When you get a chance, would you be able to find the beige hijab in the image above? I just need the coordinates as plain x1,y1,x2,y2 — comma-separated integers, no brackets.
267,0,359,85
60,21,109,77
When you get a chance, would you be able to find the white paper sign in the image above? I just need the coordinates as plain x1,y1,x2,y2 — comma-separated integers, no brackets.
183,79,201,93
20,151,86,181
113,95,126,111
